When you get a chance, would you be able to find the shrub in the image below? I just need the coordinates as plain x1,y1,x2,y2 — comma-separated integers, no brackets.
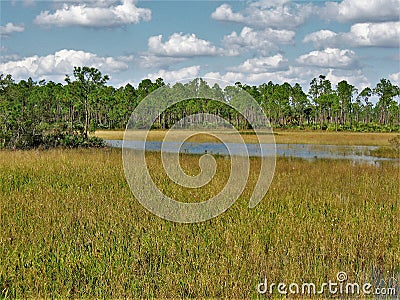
389,135,400,150
0,131,106,150
41,132,106,149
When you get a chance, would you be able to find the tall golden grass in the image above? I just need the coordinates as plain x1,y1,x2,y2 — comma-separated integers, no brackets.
0,149,398,297
93,129,399,146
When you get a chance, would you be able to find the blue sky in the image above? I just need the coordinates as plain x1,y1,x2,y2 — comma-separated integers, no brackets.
0,0,399,92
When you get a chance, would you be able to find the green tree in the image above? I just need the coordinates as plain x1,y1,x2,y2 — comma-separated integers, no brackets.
65,67,109,138
309,75,333,127
290,83,309,126
337,80,357,125
373,79,400,125
358,87,373,123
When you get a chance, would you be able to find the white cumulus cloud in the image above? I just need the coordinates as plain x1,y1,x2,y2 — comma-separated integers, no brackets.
34,0,151,27
0,49,132,81
211,4,245,23
304,22,400,48
222,26,295,55
147,33,227,57
389,72,400,86
211,1,313,29
347,22,400,47
321,0,400,23
147,66,201,82
0,22,25,37
229,54,288,73
303,30,338,47
325,69,370,91
204,67,304,87
205,66,370,92
297,48,361,69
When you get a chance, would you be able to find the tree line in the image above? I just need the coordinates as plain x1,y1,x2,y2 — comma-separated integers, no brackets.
1,67,399,149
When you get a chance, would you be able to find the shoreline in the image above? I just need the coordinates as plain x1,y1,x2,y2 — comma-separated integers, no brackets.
93,129,400,147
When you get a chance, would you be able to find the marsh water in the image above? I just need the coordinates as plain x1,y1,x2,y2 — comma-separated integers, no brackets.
107,140,397,165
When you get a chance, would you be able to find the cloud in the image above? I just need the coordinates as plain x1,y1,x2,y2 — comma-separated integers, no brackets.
204,66,370,91
249,0,291,8
147,33,228,57
114,79,138,88
137,55,186,69
0,22,24,37
389,72,400,86
303,30,338,47
205,64,314,86
0,54,21,62
222,26,295,55
228,54,288,73
211,4,245,23
203,71,245,85
296,48,361,70
147,66,201,82
211,1,313,29
145,28,293,60
303,22,400,48
0,49,132,81
34,0,151,28
325,69,370,91
204,67,309,86
321,0,400,23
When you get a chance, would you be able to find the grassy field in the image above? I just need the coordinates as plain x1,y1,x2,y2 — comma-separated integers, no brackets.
1,148,399,298
94,129,400,146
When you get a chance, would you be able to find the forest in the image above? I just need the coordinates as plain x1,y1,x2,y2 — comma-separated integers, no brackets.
1,66,399,149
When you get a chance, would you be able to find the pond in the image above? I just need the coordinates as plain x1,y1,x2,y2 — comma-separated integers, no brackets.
106,139,397,165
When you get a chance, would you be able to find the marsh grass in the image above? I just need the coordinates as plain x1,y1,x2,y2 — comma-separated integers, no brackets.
0,149,399,298
369,146,400,158
94,129,399,146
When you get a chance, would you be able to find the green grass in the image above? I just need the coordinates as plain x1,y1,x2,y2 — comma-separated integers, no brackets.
0,149,399,298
